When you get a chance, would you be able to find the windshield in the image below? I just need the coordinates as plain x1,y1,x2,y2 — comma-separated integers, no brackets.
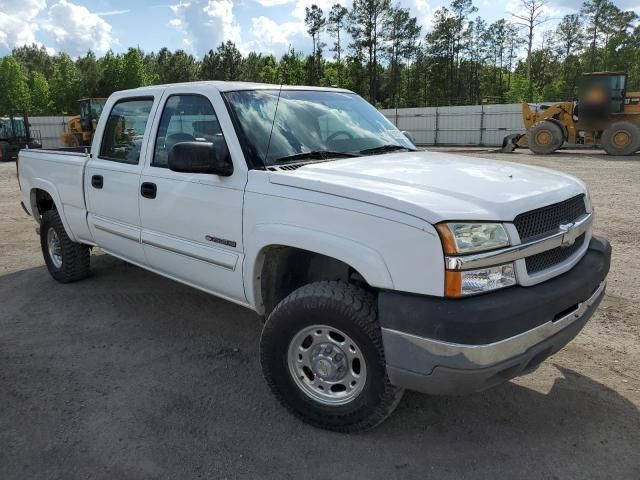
91,99,105,119
224,90,414,165
0,117,26,138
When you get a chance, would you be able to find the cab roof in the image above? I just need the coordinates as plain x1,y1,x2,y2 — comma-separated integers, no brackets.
118,81,354,95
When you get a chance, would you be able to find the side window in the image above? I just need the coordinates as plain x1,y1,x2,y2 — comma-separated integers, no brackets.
99,98,154,165
153,94,225,168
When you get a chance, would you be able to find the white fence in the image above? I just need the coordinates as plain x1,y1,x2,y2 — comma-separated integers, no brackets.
31,104,526,149
29,116,71,149
381,104,525,146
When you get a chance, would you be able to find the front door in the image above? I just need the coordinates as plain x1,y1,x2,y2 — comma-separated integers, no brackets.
138,92,246,303
85,96,156,266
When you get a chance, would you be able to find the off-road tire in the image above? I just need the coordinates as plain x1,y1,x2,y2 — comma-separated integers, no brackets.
260,281,404,433
528,120,564,155
601,121,640,156
40,210,90,283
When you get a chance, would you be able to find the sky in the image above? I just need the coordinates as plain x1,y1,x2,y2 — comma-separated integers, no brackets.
0,0,639,59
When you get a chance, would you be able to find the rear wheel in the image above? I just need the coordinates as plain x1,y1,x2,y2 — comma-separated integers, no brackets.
528,120,564,154
260,281,403,432
40,210,91,283
601,121,640,156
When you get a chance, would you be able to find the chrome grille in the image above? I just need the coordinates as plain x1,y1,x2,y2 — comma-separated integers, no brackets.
525,233,586,274
514,195,586,242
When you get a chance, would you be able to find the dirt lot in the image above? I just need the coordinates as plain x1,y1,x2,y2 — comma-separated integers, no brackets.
1,150,639,480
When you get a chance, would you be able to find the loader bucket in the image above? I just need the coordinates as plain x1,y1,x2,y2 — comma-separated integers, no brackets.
501,133,524,153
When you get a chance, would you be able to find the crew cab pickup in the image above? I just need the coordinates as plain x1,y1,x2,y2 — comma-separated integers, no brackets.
18,82,611,432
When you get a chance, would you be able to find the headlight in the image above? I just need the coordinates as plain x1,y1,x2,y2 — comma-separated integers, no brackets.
445,263,516,297
436,222,510,254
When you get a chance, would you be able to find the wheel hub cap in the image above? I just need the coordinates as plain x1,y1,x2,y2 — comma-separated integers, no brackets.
47,228,63,269
288,325,367,406
311,343,347,381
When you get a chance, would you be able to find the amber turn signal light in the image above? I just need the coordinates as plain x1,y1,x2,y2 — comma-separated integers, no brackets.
435,223,458,255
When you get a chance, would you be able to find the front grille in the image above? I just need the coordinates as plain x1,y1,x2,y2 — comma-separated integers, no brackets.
525,233,586,274
514,195,586,242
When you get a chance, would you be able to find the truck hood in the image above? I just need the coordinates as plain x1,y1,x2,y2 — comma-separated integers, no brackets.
267,151,586,224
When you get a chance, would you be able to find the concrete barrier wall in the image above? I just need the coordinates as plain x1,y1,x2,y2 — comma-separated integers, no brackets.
28,116,72,149
380,104,525,146
32,104,526,149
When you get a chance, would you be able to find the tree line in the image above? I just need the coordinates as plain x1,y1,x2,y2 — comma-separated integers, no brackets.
0,0,638,116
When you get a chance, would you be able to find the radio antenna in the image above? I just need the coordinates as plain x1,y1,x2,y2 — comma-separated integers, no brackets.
264,44,290,164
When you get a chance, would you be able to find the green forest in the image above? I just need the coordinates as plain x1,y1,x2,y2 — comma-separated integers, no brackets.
1,0,638,116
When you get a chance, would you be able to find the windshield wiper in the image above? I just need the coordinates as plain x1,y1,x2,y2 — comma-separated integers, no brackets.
273,150,359,163
359,144,413,155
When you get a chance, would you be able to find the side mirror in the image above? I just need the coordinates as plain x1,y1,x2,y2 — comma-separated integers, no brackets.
401,130,415,145
168,141,233,176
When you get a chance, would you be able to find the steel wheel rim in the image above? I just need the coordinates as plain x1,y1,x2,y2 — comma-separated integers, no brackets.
536,130,552,146
613,130,630,147
287,324,367,406
47,227,63,269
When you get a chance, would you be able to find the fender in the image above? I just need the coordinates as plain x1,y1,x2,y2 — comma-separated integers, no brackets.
29,178,78,242
244,223,395,309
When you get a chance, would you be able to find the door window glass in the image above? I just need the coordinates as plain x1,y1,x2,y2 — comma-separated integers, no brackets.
153,95,225,168
99,98,154,164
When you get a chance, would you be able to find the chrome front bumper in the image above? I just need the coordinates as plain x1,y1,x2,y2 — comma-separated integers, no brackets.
383,281,605,372
379,235,611,395
383,281,606,395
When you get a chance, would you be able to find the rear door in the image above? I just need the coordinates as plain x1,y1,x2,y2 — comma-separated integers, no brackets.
138,87,247,303
85,94,159,265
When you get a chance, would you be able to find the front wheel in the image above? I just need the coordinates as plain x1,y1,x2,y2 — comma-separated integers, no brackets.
260,281,403,432
528,120,564,154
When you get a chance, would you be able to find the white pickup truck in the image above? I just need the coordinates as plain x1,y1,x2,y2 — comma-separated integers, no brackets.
18,82,611,432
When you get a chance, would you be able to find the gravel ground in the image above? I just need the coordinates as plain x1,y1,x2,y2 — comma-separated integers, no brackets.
1,150,639,480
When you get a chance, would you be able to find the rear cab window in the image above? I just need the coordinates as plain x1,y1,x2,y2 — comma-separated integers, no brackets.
99,98,154,165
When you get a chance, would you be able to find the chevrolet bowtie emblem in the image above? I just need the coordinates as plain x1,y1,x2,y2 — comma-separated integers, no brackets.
559,222,578,247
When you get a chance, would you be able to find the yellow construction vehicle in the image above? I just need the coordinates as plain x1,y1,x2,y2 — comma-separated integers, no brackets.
60,98,106,148
502,72,640,155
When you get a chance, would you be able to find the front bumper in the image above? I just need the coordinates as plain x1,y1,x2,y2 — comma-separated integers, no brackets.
379,235,611,395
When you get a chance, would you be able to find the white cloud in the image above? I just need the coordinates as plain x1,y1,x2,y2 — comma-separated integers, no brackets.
0,0,46,51
0,13,39,50
410,0,435,31
44,0,115,56
256,0,295,6
249,16,304,51
95,9,131,17
291,0,343,20
0,0,116,56
0,0,46,19
170,0,241,55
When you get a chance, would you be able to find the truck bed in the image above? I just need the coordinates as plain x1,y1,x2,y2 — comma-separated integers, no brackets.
18,148,92,243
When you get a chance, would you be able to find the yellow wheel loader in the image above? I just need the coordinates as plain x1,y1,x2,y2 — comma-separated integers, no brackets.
502,72,640,156
60,98,106,148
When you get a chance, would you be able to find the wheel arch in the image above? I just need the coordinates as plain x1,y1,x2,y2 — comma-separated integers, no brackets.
29,181,77,241
245,225,394,315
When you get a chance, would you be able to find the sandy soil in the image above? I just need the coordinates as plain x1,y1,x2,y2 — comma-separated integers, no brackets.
0,150,638,479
